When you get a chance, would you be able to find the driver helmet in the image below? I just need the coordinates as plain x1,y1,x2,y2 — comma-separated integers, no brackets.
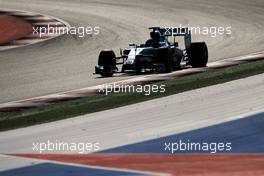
150,30,161,41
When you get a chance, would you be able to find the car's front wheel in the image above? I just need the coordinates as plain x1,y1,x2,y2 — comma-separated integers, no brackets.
97,50,116,77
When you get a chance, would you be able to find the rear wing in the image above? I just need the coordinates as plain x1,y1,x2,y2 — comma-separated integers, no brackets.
149,27,192,49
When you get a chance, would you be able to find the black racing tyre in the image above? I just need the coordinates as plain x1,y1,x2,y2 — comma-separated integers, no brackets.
188,42,208,68
100,66,114,77
98,50,116,66
98,50,116,77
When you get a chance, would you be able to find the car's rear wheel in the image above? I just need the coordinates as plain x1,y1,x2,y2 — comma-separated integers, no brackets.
188,42,208,68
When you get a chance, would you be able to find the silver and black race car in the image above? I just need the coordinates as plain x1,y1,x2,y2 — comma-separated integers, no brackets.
95,27,208,77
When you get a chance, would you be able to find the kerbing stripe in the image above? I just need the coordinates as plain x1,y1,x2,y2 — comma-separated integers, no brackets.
0,9,70,50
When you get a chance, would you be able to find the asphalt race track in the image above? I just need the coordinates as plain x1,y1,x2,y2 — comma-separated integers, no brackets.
0,0,264,103
1,1,264,175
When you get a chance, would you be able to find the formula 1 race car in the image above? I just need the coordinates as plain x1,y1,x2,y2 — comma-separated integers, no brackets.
95,27,208,77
